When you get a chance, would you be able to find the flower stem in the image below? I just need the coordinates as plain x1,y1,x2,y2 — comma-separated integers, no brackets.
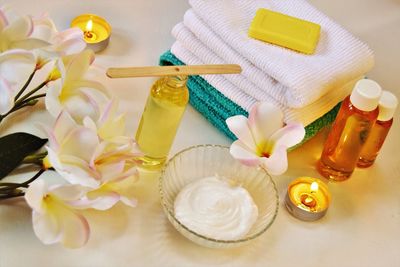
21,93,46,104
0,88,47,123
0,191,24,199
15,80,48,106
14,70,36,101
0,169,45,200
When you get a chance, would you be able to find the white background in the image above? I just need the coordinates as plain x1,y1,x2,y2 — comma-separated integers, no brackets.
0,0,399,266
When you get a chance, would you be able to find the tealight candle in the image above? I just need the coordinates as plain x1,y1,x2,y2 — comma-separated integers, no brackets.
71,14,111,53
285,177,331,221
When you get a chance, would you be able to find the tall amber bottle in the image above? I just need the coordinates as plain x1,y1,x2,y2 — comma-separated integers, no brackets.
135,75,189,170
357,91,398,167
317,79,381,181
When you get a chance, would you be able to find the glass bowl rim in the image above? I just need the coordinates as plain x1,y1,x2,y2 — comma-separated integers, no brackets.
159,144,279,245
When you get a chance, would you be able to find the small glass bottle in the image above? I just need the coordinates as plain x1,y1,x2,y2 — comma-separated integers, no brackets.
135,75,189,170
357,91,398,168
317,79,382,181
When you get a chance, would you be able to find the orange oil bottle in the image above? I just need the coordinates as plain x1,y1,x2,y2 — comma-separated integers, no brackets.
317,79,382,181
357,91,398,167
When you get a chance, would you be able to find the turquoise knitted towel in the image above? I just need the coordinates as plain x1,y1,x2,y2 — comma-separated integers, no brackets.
159,51,340,145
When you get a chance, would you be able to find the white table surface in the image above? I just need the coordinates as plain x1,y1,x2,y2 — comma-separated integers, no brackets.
1,1,399,266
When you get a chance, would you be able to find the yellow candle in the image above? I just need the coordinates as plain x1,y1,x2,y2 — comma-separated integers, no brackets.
71,14,111,52
285,177,331,221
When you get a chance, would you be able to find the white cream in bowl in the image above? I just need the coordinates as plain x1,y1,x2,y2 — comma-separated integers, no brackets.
174,175,258,240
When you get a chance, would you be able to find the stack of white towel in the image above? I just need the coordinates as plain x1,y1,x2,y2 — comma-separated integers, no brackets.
171,0,374,126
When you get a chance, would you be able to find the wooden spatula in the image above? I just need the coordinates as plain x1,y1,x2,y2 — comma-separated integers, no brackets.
106,64,242,78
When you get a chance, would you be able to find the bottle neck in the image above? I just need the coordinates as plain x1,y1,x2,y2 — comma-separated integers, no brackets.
165,75,188,88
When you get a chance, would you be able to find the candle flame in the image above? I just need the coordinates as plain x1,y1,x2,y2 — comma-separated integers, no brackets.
86,19,93,32
310,182,319,193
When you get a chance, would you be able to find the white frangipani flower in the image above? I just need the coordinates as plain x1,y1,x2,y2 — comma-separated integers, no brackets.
24,180,91,248
226,102,305,175
45,50,110,123
45,107,141,207
0,6,85,55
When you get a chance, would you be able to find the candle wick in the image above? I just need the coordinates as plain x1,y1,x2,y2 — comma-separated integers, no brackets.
84,31,93,38
300,194,317,209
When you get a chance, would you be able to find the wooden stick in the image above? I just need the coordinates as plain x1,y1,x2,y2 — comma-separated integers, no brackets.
106,64,242,78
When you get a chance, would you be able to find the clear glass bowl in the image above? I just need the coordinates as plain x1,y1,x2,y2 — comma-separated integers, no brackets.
159,144,279,248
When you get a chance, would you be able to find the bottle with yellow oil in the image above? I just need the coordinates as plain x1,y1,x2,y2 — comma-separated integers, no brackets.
135,75,189,170
317,79,381,181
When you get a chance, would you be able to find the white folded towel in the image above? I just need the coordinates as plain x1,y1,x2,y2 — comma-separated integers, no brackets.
171,41,358,126
187,0,374,108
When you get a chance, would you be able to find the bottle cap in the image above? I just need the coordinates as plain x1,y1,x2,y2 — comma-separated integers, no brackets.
350,79,382,111
378,91,398,121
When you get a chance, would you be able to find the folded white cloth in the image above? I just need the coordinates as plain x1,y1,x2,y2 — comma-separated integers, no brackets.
178,10,287,105
171,41,358,126
186,0,374,108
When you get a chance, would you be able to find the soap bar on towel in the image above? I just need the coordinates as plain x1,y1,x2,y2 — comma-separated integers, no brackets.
248,8,321,54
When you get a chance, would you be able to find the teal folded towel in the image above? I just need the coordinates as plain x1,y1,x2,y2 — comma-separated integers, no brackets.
159,51,340,145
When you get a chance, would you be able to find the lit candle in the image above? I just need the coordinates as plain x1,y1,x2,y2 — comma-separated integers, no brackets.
71,14,111,53
285,177,331,221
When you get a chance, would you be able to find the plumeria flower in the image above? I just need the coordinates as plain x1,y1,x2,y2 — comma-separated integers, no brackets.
30,13,86,56
24,179,91,248
0,49,36,115
0,6,85,55
226,102,305,175
44,108,141,207
0,6,33,52
45,50,110,123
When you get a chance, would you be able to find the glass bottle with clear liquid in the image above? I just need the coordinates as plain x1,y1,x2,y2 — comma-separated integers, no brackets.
317,79,381,181
135,75,189,170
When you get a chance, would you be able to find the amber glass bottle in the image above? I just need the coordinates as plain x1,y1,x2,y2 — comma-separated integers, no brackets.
135,75,189,170
357,91,398,167
317,79,381,181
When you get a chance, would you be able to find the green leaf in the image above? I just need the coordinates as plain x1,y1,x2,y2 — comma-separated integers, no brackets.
0,132,47,180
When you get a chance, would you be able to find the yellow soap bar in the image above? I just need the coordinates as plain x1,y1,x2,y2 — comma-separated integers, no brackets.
248,8,321,54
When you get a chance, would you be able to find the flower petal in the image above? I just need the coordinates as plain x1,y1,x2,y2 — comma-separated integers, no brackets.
31,15,56,41
99,114,126,141
53,111,78,142
47,148,99,188
260,146,288,176
76,80,111,99
269,122,305,149
54,27,83,43
60,127,99,162
44,79,63,118
0,8,8,31
71,191,120,210
0,49,35,85
120,196,138,208
3,15,33,41
0,76,13,115
10,38,50,50
229,140,260,166
96,161,126,182
63,50,94,83
57,154,100,188
53,34,86,56
50,184,88,201
59,207,90,248
32,210,61,245
226,115,257,151
248,102,283,145
24,179,47,213
63,93,99,123
82,116,98,132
